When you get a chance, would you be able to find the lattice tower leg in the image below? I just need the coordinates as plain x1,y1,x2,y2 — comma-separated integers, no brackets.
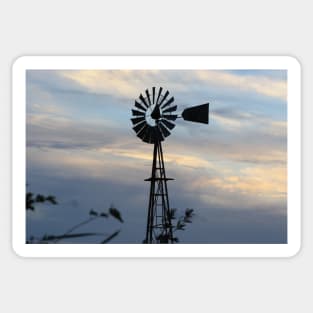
144,141,174,243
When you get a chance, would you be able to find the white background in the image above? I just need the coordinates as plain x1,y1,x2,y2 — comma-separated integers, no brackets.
1,1,311,312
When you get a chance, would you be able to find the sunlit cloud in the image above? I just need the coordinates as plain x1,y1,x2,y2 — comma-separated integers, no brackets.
194,71,287,100
27,104,286,170
195,166,287,198
212,113,243,130
59,69,287,102
60,70,163,99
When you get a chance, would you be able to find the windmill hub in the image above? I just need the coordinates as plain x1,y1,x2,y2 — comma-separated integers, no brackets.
151,104,161,120
145,104,160,126
131,87,209,243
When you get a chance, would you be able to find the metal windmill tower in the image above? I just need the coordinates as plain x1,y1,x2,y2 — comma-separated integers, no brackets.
131,87,209,244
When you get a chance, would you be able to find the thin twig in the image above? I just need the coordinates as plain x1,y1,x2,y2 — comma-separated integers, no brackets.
52,216,98,243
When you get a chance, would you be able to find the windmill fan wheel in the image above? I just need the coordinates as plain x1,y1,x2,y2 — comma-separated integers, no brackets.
131,87,178,144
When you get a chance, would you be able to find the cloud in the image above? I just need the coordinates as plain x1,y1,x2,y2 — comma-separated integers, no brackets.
26,170,287,244
191,166,286,198
27,114,127,150
60,70,177,99
27,136,286,215
59,69,287,102
194,70,287,100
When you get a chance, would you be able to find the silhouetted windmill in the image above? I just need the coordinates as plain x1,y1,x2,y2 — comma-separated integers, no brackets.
131,87,209,243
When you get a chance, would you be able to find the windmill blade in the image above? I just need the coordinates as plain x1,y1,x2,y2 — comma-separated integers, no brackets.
152,87,156,104
162,114,177,121
162,105,177,114
159,121,171,134
131,116,145,125
161,119,175,130
133,120,146,133
142,132,150,143
135,100,147,112
132,109,145,116
154,125,164,142
156,87,163,105
142,126,153,143
160,96,174,110
158,90,169,107
149,127,159,143
145,89,152,106
158,122,171,138
182,103,209,124
139,94,149,108
138,125,150,141
136,124,148,137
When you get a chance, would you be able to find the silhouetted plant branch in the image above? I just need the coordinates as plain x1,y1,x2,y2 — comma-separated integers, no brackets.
156,208,195,243
173,208,194,232
26,192,57,211
26,190,193,244
26,192,123,244
101,230,121,244
50,206,123,244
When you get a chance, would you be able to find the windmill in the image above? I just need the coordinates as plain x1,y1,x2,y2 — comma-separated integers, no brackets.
131,87,209,243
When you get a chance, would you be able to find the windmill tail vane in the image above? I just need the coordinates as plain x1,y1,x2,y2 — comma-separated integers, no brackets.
130,86,209,244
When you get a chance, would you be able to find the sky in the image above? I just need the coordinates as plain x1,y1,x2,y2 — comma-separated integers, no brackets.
26,69,287,244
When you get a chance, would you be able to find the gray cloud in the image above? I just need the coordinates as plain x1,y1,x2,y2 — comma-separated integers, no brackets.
26,166,286,244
